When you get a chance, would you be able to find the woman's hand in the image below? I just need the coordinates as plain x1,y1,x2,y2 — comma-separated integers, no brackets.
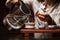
36,12,51,22
11,0,18,4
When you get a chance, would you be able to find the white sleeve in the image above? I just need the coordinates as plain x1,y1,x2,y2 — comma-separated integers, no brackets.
54,10,60,26
22,0,33,5
54,4,60,27
32,0,39,14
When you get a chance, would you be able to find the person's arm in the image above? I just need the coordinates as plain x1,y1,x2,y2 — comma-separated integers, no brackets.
22,0,33,4
36,12,56,25
32,0,39,14
11,0,18,4
5,0,18,8
54,11,60,26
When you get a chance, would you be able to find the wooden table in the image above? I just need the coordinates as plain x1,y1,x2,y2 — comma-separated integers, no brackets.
20,29,60,40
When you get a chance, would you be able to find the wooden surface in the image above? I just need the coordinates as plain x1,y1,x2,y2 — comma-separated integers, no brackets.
20,29,60,33
20,29,60,40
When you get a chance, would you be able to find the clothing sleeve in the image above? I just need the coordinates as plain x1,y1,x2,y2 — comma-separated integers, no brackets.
54,10,60,27
32,0,39,14
22,0,33,5
48,4,60,26
54,4,60,26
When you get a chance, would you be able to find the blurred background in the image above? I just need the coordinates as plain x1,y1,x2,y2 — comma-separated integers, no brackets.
0,0,60,40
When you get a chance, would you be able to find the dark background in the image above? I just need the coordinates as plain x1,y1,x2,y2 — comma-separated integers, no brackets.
0,0,9,33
